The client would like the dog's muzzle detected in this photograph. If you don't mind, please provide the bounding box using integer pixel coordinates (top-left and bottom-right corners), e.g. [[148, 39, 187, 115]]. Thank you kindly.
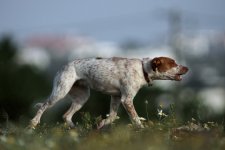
[[175, 66, 189, 81]]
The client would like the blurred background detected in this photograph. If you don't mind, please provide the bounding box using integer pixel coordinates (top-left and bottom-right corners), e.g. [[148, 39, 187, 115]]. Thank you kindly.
[[0, 0, 225, 126]]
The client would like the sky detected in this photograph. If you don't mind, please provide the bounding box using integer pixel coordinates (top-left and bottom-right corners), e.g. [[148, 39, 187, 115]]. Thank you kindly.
[[0, 0, 225, 43]]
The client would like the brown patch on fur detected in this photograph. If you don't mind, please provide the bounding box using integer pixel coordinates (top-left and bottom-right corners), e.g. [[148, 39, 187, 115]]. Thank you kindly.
[[151, 57, 178, 72], [123, 101, 137, 119]]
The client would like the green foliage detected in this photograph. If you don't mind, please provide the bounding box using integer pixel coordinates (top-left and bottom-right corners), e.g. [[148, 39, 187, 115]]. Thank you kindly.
[[80, 112, 95, 132], [0, 36, 51, 120], [0, 36, 16, 63]]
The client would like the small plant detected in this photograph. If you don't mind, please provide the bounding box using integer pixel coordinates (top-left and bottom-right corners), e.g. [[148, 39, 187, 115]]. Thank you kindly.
[[157, 105, 168, 121], [80, 112, 95, 131], [144, 100, 149, 121], [0, 108, 9, 130]]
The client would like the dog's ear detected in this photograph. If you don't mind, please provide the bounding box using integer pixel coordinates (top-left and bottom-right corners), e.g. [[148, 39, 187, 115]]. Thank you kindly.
[[151, 57, 161, 71]]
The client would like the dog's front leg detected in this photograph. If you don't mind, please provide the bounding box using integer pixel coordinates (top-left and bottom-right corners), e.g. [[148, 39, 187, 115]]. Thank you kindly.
[[121, 95, 144, 129]]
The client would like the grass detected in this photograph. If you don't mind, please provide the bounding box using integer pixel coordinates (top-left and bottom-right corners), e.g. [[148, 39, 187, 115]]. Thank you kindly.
[[0, 122, 224, 150], [1, 111, 225, 150], [0, 104, 224, 150]]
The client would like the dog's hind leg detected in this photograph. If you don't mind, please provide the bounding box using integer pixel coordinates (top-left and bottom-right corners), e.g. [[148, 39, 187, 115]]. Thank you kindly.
[[63, 82, 90, 128], [30, 63, 78, 128], [97, 96, 121, 129]]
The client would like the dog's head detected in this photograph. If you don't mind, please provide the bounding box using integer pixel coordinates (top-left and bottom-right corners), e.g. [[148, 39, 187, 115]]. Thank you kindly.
[[149, 57, 188, 81]]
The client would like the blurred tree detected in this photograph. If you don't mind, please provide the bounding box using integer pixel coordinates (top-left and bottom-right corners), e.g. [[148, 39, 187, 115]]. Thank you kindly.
[[0, 35, 51, 121]]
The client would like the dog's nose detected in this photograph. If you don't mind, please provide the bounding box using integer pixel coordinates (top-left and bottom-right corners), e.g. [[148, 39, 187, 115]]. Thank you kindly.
[[183, 66, 189, 73]]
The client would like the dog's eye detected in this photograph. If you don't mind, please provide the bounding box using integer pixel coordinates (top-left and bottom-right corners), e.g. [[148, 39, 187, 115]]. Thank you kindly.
[[170, 60, 175, 64], [154, 59, 161, 66], [151, 58, 161, 71], [156, 61, 161, 66]]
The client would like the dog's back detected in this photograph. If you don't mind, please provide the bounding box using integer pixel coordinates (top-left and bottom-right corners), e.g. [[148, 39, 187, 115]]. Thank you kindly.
[[73, 57, 145, 95]]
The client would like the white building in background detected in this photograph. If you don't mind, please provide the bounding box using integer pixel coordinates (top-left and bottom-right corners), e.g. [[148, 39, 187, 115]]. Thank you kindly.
[[16, 47, 51, 70], [68, 41, 121, 60], [18, 34, 176, 69], [17, 32, 224, 71], [199, 87, 225, 115]]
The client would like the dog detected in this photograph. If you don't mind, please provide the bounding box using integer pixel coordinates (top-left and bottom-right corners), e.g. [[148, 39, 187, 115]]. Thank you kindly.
[[29, 56, 188, 129]]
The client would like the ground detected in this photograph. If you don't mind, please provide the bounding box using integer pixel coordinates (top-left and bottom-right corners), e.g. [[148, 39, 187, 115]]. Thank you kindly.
[[0, 113, 225, 150]]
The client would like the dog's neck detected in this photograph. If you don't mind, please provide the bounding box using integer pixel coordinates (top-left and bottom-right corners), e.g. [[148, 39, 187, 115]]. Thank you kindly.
[[142, 58, 154, 86]]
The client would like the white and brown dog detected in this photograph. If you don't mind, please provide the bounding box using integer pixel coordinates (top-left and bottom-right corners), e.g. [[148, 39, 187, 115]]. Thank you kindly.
[[30, 57, 188, 129]]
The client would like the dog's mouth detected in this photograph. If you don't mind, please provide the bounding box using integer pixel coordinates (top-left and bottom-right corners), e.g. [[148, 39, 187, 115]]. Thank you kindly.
[[166, 73, 184, 81], [174, 73, 183, 81], [174, 66, 189, 81]]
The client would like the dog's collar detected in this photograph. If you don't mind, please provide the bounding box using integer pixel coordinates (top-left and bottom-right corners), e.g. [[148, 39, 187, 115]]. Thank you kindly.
[[142, 61, 151, 85]]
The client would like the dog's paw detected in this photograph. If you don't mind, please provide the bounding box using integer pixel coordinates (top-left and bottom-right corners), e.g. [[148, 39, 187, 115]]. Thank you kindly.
[[28, 119, 39, 129], [139, 117, 146, 121], [27, 123, 36, 130], [64, 121, 76, 129], [97, 119, 105, 130]]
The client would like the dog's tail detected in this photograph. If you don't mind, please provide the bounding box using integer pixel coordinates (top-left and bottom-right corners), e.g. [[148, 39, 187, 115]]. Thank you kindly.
[[34, 103, 44, 109]]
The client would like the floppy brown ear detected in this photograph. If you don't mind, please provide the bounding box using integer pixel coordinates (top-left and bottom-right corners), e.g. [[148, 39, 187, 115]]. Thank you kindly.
[[151, 57, 161, 71]]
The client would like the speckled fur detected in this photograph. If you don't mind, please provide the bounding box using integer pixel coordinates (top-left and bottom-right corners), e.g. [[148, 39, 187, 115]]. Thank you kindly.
[[30, 57, 188, 129]]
